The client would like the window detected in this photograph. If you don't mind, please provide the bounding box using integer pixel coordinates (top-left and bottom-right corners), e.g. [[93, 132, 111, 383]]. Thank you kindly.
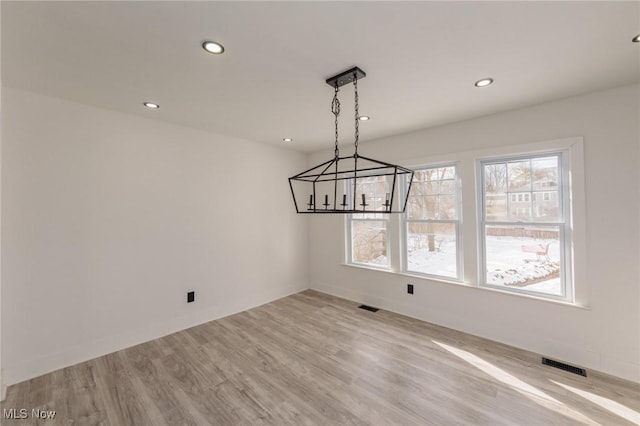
[[343, 138, 583, 305], [403, 165, 460, 279], [347, 176, 390, 268], [510, 193, 531, 203], [480, 153, 570, 299]]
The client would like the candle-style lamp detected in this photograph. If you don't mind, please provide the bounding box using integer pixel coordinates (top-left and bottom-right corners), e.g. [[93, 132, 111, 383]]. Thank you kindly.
[[307, 194, 314, 210], [360, 193, 369, 210], [340, 194, 348, 209], [384, 193, 391, 211]]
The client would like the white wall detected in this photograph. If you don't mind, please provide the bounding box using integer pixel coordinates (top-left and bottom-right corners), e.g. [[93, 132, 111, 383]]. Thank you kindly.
[[308, 84, 640, 383], [1, 87, 308, 386]]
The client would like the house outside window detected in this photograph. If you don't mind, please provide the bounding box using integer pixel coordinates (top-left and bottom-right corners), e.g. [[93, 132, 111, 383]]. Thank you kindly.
[[480, 153, 570, 299]]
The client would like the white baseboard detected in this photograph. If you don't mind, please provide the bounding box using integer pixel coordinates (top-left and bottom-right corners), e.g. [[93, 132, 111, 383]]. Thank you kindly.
[[311, 282, 640, 384], [4, 285, 307, 387]]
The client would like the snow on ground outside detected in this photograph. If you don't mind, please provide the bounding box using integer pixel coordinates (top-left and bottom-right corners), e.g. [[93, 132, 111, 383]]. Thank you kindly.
[[485, 236, 561, 295], [407, 244, 457, 278], [407, 235, 561, 296]]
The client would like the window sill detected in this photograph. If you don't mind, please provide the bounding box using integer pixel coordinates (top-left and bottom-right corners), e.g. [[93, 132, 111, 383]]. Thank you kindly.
[[343, 262, 394, 273], [341, 263, 590, 310]]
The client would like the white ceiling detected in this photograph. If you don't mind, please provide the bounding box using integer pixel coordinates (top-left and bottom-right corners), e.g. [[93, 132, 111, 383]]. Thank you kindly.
[[2, 1, 639, 153]]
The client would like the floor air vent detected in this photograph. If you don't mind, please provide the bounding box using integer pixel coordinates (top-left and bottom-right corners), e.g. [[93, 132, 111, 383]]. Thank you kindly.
[[358, 305, 379, 312], [542, 357, 587, 377]]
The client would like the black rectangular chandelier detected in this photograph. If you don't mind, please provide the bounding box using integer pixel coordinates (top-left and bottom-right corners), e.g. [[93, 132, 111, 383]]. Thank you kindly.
[[289, 67, 414, 214]]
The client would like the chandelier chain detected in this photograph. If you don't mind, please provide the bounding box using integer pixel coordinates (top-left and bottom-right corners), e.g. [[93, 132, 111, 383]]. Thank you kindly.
[[354, 73, 359, 156], [331, 85, 341, 159]]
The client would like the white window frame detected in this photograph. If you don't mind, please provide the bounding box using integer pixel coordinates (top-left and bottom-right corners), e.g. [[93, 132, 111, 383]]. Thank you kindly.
[[401, 163, 463, 281], [478, 151, 573, 302], [342, 137, 586, 306]]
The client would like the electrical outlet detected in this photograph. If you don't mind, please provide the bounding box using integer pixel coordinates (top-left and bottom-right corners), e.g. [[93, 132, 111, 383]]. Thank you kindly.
[[407, 284, 414, 294], [187, 291, 195, 303]]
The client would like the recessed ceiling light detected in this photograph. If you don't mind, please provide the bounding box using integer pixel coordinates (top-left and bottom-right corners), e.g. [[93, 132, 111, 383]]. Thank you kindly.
[[633, 34, 640, 43], [283, 138, 293, 142], [202, 40, 225, 54], [474, 78, 494, 88], [143, 102, 160, 109], [358, 115, 370, 121]]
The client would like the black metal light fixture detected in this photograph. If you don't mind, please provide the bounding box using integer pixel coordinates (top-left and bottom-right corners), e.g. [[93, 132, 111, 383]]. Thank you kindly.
[[289, 67, 414, 214]]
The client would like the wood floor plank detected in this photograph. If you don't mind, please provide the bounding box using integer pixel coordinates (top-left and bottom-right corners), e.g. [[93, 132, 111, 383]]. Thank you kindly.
[[2, 289, 639, 425], [223, 312, 417, 425], [208, 319, 364, 425]]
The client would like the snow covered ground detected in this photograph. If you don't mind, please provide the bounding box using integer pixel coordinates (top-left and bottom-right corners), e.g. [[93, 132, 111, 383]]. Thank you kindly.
[[407, 235, 561, 295], [407, 243, 457, 278], [485, 236, 561, 295]]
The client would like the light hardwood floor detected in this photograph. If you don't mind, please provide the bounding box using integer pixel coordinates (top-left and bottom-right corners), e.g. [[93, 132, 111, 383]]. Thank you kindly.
[[2, 290, 639, 425]]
